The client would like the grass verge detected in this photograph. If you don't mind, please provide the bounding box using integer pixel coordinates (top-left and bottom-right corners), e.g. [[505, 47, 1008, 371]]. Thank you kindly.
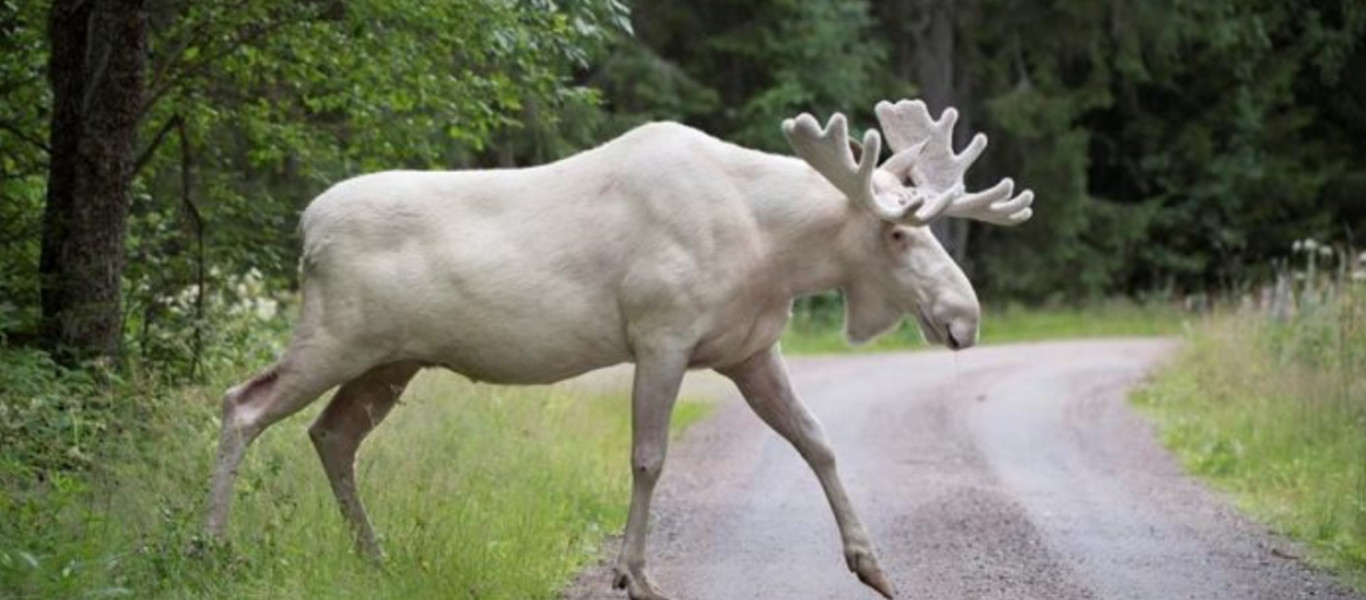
[[1132, 287, 1366, 590], [1, 363, 712, 600], [781, 299, 1185, 354]]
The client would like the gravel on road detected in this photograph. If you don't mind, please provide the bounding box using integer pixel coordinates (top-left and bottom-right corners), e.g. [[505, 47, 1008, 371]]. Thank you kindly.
[[564, 339, 1362, 600]]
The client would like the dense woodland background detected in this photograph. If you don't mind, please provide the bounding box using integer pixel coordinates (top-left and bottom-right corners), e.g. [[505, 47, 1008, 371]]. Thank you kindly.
[[3, 2, 1366, 597], [2, 0, 1364, 366]]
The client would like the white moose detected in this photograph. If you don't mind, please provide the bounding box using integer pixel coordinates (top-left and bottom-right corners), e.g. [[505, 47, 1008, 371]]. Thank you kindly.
[[204, 99, 1033, 599]]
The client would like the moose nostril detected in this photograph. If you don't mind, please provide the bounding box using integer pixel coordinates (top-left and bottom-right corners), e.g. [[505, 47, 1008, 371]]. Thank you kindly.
[[946, 330, 961, 350]]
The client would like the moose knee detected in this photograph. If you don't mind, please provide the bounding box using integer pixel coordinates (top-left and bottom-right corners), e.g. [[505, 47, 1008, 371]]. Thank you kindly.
[[218, 388, 260, 441], [308, 421, 356, 456], [631, 446, 666, 482], [307, 422, 330, 447]]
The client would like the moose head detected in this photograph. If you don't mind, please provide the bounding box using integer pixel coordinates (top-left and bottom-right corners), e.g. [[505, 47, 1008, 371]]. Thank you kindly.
[[783, 100, 1035, 350]]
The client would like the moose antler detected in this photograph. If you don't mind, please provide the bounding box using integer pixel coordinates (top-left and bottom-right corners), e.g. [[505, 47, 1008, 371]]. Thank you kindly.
[[783, 100, 1033, 228], [874, 100, 1033, 226], [782, 112, 958, 224]]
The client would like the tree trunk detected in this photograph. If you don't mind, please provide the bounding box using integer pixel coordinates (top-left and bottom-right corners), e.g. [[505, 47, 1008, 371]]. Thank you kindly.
[[948, 4, 976, 270], [40, 0, 148, 364], [913, 0, 954, 114], [911, 0, 970, 265]]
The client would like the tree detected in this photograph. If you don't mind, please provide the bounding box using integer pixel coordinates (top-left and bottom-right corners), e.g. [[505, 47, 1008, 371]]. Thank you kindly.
[[39, 0, 147, 363], [19, 0, 628, 368], [611, 0, 886, 151], [118, 1, 627, 374]]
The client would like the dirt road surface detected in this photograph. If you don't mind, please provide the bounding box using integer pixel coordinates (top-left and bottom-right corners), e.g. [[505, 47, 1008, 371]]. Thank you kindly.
[[564, 339, 1363, 600]]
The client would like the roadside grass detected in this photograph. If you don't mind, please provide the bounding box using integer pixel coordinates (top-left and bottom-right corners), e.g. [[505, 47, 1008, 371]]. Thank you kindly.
[[781, 299, 1185, 354], [1133, 284, 1366, 590], [1, 361, 712, 600]]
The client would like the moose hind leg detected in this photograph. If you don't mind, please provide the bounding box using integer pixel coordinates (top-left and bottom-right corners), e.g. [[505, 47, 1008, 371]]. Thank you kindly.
[[308, 361, 421, 558], [204, 343, 371, 540]]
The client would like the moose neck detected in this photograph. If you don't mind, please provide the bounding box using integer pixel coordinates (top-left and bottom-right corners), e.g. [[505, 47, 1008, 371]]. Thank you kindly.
[[734, 153, 877, 301]]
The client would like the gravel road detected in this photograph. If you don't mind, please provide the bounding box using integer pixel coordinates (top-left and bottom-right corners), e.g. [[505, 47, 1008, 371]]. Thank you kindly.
[[564, 339, 1363, 600]]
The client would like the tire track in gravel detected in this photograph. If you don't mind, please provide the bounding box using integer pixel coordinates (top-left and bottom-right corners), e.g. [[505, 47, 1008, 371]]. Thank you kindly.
[[564, 339, 1363, 600]]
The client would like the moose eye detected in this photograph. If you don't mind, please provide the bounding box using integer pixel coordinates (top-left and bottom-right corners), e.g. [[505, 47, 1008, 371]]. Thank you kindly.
[[891, 230, 904, 242]]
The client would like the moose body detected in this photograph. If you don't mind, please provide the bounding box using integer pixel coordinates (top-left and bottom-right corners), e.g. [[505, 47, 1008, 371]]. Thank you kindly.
[[298, 122, 810, 383], [205, 100, 1034, 600]]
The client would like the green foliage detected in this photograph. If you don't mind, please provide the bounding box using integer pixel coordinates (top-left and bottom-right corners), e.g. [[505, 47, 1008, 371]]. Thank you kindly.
[[2, 0, 628, 368], [713, 0, 886, 150], [935, 0, 1366, 298], [0, 347, 102, 479], [125, 267, 294, 382], [1134, 282, 1366, 588], [1, 351, 713, 599], [0, 0, 50, 330], [118, 1, 631, 373], [0, 271, 295, 495], [5, 0, 1364, 362], [1104, 0, 1365, 290], [609, 0, 887, 150]]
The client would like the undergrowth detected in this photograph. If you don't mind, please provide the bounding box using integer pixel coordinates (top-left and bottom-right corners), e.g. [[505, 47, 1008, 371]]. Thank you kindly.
[[1134, 281, 1366, 590]]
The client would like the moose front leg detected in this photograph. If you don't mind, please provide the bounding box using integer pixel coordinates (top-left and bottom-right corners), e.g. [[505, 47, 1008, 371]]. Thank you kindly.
[[719, 346, 896, 599], [613, 348, 687, 600]]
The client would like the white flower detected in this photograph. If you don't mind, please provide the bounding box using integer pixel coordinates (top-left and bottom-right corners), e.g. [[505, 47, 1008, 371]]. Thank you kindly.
[[1358, 251, 1366, 265], [1319, 246, 1333, 258], [1292, 240, 1303, 252], [176, 285, 200, 307], [1303, 238, 1319, 251], [254, 298, 279, 320]]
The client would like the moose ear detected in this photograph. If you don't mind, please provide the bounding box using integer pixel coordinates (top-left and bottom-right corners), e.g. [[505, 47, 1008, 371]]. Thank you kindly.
[[847, 138, 863, 164]]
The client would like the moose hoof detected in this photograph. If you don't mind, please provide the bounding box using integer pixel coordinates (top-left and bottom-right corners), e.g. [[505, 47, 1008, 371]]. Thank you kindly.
[[184, 533, 230, 560], [612, 564, 674, 600], [355, 539, 387, 566], [847, 548, 896, 599]]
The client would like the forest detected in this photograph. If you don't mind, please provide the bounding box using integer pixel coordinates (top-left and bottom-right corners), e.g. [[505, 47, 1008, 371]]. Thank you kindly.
[[2, 1, 1365, 598], [2, 0, 1364, 367]]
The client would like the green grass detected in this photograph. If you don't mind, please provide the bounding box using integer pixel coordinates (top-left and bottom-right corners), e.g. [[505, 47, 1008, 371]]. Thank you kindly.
[[780, 300, 1185, 354], [1, 368, 713, 600], [1133, 286, 1366, 590]]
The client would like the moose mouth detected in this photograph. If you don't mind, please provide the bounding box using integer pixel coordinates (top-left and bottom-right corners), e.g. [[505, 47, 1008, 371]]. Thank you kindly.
[[913, 307, 949, 347], [913, 306, 969, 351], [945, 330, 965, 350]]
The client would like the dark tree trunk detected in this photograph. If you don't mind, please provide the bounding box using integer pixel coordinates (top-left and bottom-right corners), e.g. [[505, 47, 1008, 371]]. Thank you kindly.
[[910, 0, 970, 265], [948, 5, 976, 270], [913, 0, 954, 115], [40, 0, 148, 364]]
